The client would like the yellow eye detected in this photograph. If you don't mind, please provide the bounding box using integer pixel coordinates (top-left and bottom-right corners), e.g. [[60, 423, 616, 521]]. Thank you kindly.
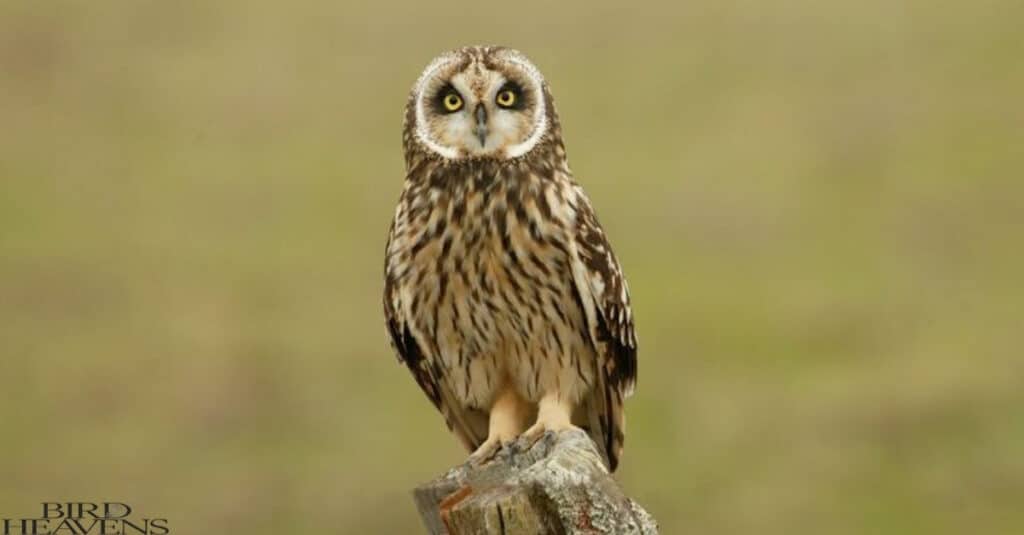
[[442, 93, 463, 112], [496, 89, 516, 108]]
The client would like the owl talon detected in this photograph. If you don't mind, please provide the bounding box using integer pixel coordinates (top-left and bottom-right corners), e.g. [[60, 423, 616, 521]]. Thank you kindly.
[[521, 423, 579, 449], [519, 393, 578, 448], [520, 424, 548, 448], [467, 437, 504, 466]]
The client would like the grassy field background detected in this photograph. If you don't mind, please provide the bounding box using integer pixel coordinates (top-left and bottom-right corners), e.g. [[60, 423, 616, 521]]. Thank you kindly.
[[2, 0, 1022, 533]]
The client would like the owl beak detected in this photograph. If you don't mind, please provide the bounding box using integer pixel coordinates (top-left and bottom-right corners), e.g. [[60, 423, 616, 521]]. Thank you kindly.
[[474, 105, 488, 147]]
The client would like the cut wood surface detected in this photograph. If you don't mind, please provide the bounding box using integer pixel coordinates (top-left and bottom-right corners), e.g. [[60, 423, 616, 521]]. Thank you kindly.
[[413, 429, 658, 534]]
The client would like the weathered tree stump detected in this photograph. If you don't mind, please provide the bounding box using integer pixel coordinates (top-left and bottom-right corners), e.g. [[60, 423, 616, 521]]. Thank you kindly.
[[413, 429, 658, 534]]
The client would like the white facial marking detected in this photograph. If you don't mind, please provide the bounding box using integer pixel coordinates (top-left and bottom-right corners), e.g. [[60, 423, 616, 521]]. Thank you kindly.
[[413, 48, 550, 160], [413, 53, 460, 159], [503, 52, 548, 159]]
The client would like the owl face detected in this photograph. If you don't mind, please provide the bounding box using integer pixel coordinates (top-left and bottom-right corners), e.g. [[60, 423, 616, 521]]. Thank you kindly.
[[410, 47, 549, 161]]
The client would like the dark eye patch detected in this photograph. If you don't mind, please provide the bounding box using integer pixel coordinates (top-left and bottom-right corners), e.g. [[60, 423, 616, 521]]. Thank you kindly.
[[432, 83, 463, 114], [496, 80, 528, 110]]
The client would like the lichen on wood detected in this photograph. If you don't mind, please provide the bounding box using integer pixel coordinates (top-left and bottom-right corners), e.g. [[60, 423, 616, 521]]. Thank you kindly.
[[413, 429, 658, 535]]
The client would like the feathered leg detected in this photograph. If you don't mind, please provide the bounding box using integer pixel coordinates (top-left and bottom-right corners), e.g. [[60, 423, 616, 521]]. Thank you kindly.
[[521, 391, 580, 445], [468, 381, 530, 463]]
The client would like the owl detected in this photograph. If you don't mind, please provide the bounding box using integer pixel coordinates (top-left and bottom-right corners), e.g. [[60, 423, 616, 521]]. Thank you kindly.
[[383, 46, 637, 471]]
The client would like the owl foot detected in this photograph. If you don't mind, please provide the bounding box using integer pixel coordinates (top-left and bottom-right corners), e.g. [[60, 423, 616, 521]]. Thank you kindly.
[[520, 420, 580, 448], [467, 436, 507, 466], [520, 393, 578, 447], [467, 382, 531, 466]]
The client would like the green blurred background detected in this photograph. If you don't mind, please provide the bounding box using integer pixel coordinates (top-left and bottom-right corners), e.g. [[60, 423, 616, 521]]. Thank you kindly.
[[2, 0, 1022, 533]]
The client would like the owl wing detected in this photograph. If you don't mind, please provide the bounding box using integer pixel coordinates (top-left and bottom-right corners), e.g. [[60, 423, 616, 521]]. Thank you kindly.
[[383, 220, 488, 453], [569, 186, 637, 472]]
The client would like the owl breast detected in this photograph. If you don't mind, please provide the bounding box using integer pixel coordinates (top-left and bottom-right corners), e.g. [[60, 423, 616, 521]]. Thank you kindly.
[[387, 164, 597, 410]]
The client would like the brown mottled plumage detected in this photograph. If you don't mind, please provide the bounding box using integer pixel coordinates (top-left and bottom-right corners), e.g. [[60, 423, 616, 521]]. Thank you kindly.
[[383, 46, 636, 471]]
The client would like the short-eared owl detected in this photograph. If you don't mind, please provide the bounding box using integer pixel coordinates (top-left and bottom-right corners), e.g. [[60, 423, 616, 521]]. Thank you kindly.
[[383, 46, 637, 471]]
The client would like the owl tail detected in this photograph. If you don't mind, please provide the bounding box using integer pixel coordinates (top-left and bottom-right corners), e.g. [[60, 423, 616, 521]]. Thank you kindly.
[[604, 385, 627, 472], [580, 373, 625, 472]]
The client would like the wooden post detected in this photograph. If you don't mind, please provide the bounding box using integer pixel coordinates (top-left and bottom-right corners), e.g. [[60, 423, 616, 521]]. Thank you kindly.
[[413, 429, 658, 534]]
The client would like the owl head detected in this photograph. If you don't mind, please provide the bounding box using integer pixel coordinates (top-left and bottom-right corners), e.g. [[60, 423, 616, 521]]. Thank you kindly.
[[405, 46, 555, 162]]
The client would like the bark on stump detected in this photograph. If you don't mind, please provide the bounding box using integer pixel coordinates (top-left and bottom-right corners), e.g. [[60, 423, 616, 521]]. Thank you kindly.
[[413, 429, 658, 534]]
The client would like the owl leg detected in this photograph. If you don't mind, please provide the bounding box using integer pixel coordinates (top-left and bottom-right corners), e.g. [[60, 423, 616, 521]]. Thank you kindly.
[[468, 382, 530, 464], [521, 392, 579, 445]]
